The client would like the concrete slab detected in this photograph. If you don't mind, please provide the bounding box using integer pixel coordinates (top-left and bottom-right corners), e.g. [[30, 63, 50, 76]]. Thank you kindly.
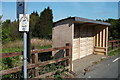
[[73, 54, 107, 76]]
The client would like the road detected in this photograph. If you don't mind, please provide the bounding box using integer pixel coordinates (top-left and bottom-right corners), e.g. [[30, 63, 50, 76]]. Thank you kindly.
[[78, 54, 120, 78]]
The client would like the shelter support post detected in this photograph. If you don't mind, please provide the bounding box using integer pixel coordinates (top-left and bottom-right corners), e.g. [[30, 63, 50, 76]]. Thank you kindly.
[[32, 53, 39, 77], [94, 26, 108, 55], [66, 43, 73, 71]]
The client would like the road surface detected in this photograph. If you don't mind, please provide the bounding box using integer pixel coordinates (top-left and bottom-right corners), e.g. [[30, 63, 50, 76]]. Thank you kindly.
[[77, 54, 120, 78]]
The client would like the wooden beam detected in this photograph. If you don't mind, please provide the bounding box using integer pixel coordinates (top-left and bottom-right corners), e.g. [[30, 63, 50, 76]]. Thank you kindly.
[[1, 52, 22, 59], [94, 50, 106, 53], [108, 40, 120, 43], [93, 27, 96, 46], [94, 46, 106, 49], [66, 43, 73, 71], [96, 27, 99, 47], [32, 53, 39, 77], [106, 27, 108, 55], [108, 48, 120, 53], [103, 28, 105, 47], [30, 46, 72, 54], [1, 46, 72, 59], [0, 66, 22, 76], [100, 30, 102, 47], [0, 56, 70, 75]]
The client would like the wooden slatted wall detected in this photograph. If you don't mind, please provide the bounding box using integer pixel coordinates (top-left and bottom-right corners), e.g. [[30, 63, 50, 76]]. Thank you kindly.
[[94, 25, 108, 55]]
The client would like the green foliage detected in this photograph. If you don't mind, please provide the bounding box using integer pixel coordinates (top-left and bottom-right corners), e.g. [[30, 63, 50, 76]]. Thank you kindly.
[[34, 7, 53, 39], [108, 48, 120, 56], [54, 70, 63, 79], [0, 16, 2, 19], [97, 18, 120, 40], [2, 28, 9, 43], [2, 20, 22, 44], [30, 11, 39, 37], [2, 7, 53, 44], [29, 7, 53, 39], [108, 19, 120, 40], [54, 65, 68, 79], [2, 48, 23, 53], [9, 21, 22, 41], [2, 45, 51, 53], [2, 20, 12, 44], [0, 56, 22, 70], [39, 45, 52, 49]]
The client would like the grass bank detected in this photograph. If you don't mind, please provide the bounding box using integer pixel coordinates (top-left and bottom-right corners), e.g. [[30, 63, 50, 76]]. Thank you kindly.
[[2, 38, 52, 53], [108, 48, 120, 56]]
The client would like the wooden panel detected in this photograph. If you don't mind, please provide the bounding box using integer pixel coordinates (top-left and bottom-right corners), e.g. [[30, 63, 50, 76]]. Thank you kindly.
[[93, 27, 95, 46], [80, 38, 87, 58], [80, 26, 87, 58], [100, 30, 102, 47], [73, 39, 80, 60], [94, 46, 106, 49], [106, 27, 108, 55], [80, 26, 94, 58], [87, 26, 94, 56], [96, 27, 99, 47], [93, 26, 108, 56], [94, 52, 106, 55], [94, 50, 106, 53], [103, 28, 105, 47], [95, 33, 97, 46], [94, 48, 106, 52], [94, 46, 106, 55]]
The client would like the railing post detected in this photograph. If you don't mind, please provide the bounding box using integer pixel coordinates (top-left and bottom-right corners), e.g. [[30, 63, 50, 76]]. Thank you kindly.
[[32, 52, 39, 77], [66, 43, 73, 71], [119, 41, 120, 47], [111, 42, 114, 49], [117, 41, 118, 48]]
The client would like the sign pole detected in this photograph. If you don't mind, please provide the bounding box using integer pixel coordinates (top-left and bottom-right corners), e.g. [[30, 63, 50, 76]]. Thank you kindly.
[[23, 0, 27, 79], [23, 32, 27, 79], [23, 0, 27, 80], [17, 0, 29, 79]]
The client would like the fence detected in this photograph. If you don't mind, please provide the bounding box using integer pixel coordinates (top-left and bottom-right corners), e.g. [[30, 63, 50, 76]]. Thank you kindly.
[[108, 40, 120, 53], [0, 43, 72, 78], [1, 40, 120, 78]]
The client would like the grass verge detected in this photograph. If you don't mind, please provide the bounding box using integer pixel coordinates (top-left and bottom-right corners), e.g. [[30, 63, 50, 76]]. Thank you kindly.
[[2, 38, 52, 53], [2, 45, 52, 53], [2, 48, 23, 53], [108, 48, 120, 56]]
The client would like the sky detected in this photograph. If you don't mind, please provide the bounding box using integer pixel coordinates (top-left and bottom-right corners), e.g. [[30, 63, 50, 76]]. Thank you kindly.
[[1, 2, 119, 22], [1, 0, 120, 2]]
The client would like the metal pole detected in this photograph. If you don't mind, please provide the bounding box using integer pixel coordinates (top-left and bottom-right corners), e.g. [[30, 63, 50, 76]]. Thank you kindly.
[[24, 0, 27, 79], [27, 31, 30, 63], [17, 0, 28, 79], [23, 32, 27, 79]]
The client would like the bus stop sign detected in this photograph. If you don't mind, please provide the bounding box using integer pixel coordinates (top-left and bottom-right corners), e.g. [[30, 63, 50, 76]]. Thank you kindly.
[[19, 14, 29, 32]]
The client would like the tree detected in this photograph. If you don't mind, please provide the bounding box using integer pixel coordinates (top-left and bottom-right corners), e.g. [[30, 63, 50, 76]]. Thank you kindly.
[[38, 6, 53, 39], [105, 19, 120, 40], [2, 19, 22, 44], [0, 16, 2, 44], [2, 19, 11, 44], [2, 7, 53, 44], [29, 11, 39, 37], [9, 20, 22, 41]]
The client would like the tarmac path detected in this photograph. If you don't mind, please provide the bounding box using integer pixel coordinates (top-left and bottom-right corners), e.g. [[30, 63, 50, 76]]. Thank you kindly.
[[77, 54, 120, 78]]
